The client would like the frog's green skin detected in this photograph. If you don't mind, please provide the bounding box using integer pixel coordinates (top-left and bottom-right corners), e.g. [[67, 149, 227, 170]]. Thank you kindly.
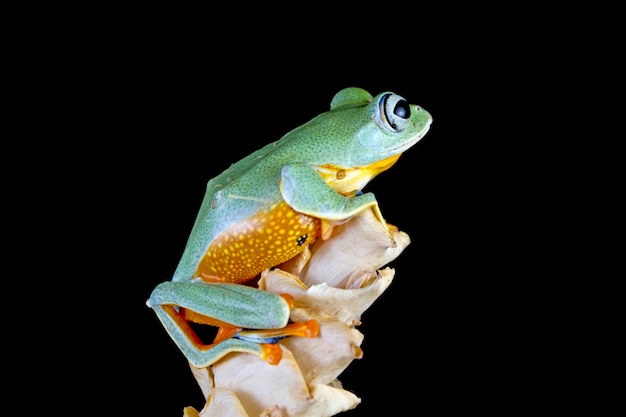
[[147, 87, 432, 368]]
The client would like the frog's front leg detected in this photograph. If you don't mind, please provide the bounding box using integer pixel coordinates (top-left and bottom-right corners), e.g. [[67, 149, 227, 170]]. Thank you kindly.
[[280, 163, 386, 228], [147, 281, 318, 368]]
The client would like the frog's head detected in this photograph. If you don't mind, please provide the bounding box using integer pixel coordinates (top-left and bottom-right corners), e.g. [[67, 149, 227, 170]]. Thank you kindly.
[[312, 87, 433, 193], [331, 87, 432, 162]]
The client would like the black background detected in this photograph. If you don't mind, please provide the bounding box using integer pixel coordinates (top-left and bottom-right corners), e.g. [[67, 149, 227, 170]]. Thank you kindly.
[[50, 15, 568, 416], [14, 4, 612, 414]]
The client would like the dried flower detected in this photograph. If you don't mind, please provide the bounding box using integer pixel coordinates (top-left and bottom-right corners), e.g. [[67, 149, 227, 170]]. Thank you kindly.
[[183, 208, 410, 416]]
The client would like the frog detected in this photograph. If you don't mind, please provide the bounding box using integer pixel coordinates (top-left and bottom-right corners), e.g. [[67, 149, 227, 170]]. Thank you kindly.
[[147, 87, 432, 368]]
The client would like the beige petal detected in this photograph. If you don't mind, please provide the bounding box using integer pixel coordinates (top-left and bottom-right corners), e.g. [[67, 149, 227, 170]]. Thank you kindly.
[[199, 387, 250, 417], [305, 384, 361, 417], [210, 347, 311, 416], [260, 267, 394, 326], [183, 407, 200, 417], [299, 208, 410, 288], [282, 308, 364, 386], [207, 345, 362, 417], [189, 363, 213, 399]]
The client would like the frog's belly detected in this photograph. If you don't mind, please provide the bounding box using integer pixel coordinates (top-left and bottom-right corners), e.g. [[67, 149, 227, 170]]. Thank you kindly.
[[195, 201, 319, 283]]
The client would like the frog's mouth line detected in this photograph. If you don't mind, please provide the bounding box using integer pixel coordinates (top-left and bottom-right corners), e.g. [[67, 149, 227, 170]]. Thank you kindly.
[[391, 113, 433, 153], [389, 131, 429, 154]]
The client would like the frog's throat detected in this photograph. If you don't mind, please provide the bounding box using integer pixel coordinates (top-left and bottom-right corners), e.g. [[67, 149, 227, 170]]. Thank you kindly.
[[314, 153, 401, 194]]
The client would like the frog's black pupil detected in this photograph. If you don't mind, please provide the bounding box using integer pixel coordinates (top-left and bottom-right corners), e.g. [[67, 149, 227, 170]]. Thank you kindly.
[[394, 100, 410, 119]]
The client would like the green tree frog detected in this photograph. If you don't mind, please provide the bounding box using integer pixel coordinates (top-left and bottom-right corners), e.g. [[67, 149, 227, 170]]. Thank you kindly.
[[147, 87, 432, 368]]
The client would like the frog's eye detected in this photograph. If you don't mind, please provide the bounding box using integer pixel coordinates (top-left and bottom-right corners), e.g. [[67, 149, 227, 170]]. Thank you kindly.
[[380, 93, 411, 132]]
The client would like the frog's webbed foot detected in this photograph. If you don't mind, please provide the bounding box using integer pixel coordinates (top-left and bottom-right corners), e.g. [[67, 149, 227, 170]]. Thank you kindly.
[[233, 319, 320, 344], [229, 319, 319, 365]]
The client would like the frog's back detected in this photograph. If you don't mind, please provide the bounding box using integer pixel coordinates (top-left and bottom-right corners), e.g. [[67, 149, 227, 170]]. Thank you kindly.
[[172, 142, 286, 282]]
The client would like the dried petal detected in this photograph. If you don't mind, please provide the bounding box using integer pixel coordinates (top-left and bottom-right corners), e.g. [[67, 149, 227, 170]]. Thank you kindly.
[[306, 384, 361, 417], [201, 387, 250, 417], [209, 347, 327, 416], [183, 406, 200, 417], [260, 267, 394, 326], [282, 306, 364, 385], [299, 208, 410, 288]]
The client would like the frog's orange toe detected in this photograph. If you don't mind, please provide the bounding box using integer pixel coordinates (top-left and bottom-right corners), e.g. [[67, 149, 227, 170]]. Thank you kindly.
[[279, 293, 295, 309], [303, 319, 320, 338], [281, 319, 319, 338], [260, 343, 283, 365]]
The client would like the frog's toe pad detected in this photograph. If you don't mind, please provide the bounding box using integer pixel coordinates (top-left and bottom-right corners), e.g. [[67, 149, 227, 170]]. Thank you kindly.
[[260, 343, 283, 365], [302, 319, 320, 338]]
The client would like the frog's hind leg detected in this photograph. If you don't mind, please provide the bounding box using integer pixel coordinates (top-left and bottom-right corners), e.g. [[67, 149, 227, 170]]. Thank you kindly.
[[147, 281, 318, 367], [154, 304, 284, 367]]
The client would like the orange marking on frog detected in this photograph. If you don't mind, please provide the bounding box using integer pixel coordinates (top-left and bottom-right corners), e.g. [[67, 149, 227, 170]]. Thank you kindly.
[[195, 201, 319, 284]]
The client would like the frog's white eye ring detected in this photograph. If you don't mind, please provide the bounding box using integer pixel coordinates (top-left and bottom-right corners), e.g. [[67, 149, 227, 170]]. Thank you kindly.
[[379, 93, 410, 132]]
